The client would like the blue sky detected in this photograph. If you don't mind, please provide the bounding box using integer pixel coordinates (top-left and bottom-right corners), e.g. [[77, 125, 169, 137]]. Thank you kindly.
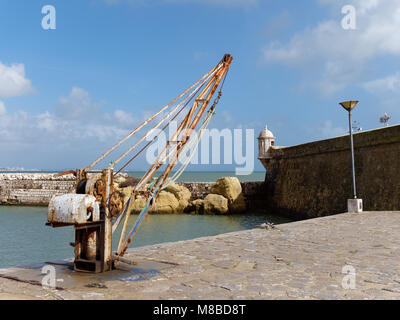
[[0, 0, 399, 171]]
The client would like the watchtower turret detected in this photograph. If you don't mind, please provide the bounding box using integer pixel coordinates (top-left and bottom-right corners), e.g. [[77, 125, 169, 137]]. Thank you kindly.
[[258, 125, 275, 159]]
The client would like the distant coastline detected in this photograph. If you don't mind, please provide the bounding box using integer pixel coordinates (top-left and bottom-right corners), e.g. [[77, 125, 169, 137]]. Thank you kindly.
[[0, 168, 40, 172]]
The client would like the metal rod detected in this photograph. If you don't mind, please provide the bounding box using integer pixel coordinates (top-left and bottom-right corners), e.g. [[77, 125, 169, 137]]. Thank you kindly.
[[86, 65, 220, 171], [103, 168, 113, 271], [348, 111, 357, 199], [112, 198, 130, 234], [112, 254, 137, 266], [133, 75, 217, 193], [153, 68, 229, 199], [111, 68, 217, 170]]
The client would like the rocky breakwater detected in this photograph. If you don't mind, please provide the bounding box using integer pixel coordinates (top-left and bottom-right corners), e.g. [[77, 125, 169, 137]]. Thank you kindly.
[[115, 176, 248, 215]]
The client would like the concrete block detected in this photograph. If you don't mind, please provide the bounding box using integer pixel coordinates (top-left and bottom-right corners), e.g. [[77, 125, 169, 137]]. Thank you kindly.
[[348, 199, 363, 213]]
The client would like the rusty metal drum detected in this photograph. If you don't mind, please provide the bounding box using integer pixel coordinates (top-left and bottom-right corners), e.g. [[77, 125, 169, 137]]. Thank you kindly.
[[47, 194, 100, 225]]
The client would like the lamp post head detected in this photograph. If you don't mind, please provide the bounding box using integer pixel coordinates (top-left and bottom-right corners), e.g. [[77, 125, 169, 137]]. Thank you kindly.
[[339, 101, 359, 112]]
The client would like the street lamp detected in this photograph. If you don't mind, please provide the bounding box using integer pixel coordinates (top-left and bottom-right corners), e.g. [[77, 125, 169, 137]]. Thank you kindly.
[[339, 100, 363, 213]]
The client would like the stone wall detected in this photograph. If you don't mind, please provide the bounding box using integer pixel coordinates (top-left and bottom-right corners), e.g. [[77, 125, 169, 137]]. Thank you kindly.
[[259, 125, 400, 219], [180, 182, 214, 200], [0, 173, 76, 206], [0, 174, 265, 210]]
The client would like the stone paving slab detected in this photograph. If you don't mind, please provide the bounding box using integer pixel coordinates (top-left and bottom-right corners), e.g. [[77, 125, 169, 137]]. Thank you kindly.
[[0, 211, 400, 300]]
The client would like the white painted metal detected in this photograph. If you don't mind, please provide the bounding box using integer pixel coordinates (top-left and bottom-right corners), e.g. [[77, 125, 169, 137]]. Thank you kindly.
[[48, 194, 100, 224], [348, 198, 363, 213]]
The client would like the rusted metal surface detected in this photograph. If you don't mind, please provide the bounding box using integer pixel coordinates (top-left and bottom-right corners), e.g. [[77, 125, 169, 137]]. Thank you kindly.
[[112, 254, 137, 266], [108, 191, 124, 217], [103, 169, 113, 271], [112, 198, 130, 233], [85, 173, 102, 196], [55, 169, 76, 177], [86, 230, 97, 260], [47, 194, 100, 225]]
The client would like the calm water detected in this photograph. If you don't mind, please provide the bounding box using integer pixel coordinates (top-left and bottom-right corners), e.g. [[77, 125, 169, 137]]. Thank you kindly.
[[0, 206, 291, 269]]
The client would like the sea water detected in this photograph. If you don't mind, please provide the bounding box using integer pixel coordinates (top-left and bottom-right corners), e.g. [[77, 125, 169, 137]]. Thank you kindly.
[[0, 206, 290, 269]]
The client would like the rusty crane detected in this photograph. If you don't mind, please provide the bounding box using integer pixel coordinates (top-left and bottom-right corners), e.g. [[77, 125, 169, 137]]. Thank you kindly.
[[46, 54, 233, 273]]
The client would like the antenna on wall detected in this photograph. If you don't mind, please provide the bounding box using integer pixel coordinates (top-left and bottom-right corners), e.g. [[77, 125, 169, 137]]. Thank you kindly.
[[352, 120, 362, 132], [380, 113, 391, 127]]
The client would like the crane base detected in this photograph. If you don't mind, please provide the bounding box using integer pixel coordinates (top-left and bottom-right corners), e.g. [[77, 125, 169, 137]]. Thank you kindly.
[[74, 259, 104, 273]]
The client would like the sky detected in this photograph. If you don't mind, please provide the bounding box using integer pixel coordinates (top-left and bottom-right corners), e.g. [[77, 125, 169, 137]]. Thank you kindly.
[[0, 0, 399, 171]]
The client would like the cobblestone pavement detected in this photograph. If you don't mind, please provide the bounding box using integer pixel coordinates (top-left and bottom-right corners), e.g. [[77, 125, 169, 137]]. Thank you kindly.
[[1, 211, 400, 300]]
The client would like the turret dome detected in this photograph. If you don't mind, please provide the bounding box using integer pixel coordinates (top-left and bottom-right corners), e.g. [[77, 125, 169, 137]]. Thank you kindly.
[[258, 125, 274, 139]]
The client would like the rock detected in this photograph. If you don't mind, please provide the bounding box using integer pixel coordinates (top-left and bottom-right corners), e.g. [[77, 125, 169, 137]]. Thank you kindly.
[[130, 195, 147, 213], [255, 222, 275, 230], [151, 190, 180, 214], [119, 186, 135, 205], [203, 194, 229, 215], [164, 183, 191, 212], [114, 173, 128, 185], [113, 178, 243, 215], [230, 193, 247, 214], [112, 173, 130, 191], [117, 185, 186, 214], [129, 191, 181, 214], [187, 199, 205, 215], [210, 177, 246, 213], [119, 176, 141, 188], [210, 177, 241, 202]]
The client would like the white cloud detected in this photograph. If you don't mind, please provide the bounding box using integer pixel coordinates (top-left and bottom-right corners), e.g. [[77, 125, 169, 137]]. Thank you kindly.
[[0, 104, 137, 169], [112, 109, 138, 126], [319, 120, 346, 138], [56, 86, 103, 120], [0, 87, 138, 147], [363, 72, 400, 118], [364, 72, 400, 93], [262, 0, 400, 95], [0, 61, 33, 98], [0, 86, 261, 169], [0, 101, 6, 117], [306, 120, 346, 140]]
